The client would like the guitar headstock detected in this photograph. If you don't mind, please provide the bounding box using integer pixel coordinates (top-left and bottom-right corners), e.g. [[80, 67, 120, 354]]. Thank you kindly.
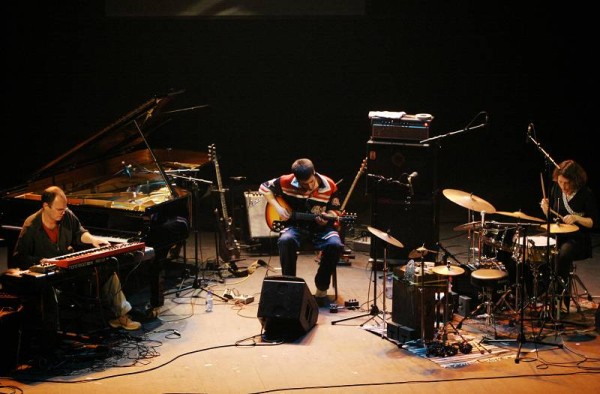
[[208, 144, 218, 163], [340, 213, 357, 224], [359, 157, 367, 173]]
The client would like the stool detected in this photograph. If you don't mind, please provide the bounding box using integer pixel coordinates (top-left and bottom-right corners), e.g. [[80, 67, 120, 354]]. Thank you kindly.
[[463, 268, 509, 338], [561, 258, 594, 314]]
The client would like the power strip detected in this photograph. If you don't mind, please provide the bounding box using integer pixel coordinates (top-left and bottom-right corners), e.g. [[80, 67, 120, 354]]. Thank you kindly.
[[233, 295, 254, 304]]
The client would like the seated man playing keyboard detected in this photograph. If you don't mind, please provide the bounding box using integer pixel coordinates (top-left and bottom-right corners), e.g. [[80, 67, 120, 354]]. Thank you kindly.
[[12, 186, 141, 331]]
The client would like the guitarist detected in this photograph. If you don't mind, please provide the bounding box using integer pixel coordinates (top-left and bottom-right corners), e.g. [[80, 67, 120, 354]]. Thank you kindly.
[[260, 158, 344, 306]]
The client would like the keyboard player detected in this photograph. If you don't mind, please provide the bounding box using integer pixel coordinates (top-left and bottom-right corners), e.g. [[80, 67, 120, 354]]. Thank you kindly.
[[11, 186, 142, 331]]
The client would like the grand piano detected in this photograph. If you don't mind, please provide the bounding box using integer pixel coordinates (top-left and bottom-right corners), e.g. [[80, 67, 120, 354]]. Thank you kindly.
[[0, 93, 210, 308]]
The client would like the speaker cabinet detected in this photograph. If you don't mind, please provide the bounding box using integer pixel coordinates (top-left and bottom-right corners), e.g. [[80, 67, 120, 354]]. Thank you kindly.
[[257, 276, 319, 341], [244, 191, 277, 239], [391, 267, 444, 341], [366, 139, 437, 200], [370, 199, 439, 262]]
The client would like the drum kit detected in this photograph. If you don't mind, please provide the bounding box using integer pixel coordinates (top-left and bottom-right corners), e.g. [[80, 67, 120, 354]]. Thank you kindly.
[[443, 188, 579, 337], [347, 188, 579, 350]]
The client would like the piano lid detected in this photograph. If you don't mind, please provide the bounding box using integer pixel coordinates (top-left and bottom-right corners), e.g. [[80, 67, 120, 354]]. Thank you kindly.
[[3, 92, 210, 209]]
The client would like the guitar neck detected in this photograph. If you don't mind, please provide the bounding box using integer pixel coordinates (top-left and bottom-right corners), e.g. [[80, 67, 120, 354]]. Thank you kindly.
[[214, 161, 229, 220], [340, 157, 367, 211]]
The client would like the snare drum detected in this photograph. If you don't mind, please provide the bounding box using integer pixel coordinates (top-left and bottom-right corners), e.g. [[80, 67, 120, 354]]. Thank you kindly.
[[512, 235, 557, 265]]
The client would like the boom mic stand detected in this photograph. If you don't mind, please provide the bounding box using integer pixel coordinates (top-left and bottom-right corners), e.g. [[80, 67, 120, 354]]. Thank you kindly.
[[515, 125, 562, 363], [332, 179, 404, 330]]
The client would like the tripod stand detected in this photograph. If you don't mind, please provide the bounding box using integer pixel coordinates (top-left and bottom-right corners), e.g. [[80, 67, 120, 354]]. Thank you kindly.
[[331, 226, 403, 333], [514, 223, 562, 362], [165, 178, 228, 302]]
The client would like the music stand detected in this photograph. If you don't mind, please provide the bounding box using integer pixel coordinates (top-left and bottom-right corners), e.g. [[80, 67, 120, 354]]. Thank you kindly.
[[331, 226, 403, 332]]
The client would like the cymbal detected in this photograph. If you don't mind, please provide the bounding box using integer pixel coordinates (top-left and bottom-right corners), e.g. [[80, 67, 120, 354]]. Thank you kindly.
[[495, 210, 545, 223], [432, 265, 465, 276], [453, 221, 484, 231], [539, 223, 579, 234], [367, 226, 404, 248], [442, 189, 496, 213], [408, 246, 438, 259]]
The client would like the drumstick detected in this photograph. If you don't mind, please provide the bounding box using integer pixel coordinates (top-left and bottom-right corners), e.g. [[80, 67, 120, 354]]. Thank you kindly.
[[540, 173, 546, 200]]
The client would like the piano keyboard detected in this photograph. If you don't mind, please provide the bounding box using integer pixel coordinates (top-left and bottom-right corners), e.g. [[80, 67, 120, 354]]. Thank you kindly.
[[47, 242, 147, 270]]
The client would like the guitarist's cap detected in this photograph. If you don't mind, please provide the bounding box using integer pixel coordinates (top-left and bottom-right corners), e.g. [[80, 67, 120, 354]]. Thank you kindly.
[[292, 158, 315, 181]]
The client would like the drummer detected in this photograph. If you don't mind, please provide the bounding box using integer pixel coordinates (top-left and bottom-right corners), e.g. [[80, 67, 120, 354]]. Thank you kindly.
[[540, 159, 598, 306]]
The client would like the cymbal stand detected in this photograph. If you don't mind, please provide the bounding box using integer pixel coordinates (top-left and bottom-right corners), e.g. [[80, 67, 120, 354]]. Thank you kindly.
[[332, 236, 387, 328], [466, 210, 487, 270], [434, 263, 488, 354], [514, 224, 561, 363], [533, 223, 565, 340]]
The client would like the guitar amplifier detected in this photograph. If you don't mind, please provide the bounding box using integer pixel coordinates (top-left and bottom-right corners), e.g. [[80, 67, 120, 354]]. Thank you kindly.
[[244, 191, 277, 239], [370, 112, 433, 142]]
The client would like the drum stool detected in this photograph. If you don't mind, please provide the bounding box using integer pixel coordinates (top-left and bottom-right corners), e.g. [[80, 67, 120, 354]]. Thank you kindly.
[[464, 268, 509, 338]]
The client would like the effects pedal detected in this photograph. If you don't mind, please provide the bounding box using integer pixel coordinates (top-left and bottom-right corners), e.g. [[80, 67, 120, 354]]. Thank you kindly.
[[345, 299, 359, 309], [233, 295, 254, 304]]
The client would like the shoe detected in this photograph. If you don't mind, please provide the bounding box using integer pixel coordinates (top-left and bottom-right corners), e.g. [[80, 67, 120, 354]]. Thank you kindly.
[[314, 295, 330, 308], [314, 289, 327, 298], [109, 314, 142, 331]]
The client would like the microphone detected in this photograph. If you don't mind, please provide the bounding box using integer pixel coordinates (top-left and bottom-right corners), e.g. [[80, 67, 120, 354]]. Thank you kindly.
[[484, 112, 489, 125], [526, 123, 533, 142]]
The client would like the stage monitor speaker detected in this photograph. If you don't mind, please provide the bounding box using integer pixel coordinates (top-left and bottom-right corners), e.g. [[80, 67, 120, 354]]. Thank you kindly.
[[366, 139, 437, 200], [370, 199, 439, 262], [257, 275, 319, 341], [244, 191, 277, 239]]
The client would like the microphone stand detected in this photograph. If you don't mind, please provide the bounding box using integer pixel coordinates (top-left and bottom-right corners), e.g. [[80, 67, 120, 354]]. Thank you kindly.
[[420, 111, 488, 144], [514, 124, 562, 363]]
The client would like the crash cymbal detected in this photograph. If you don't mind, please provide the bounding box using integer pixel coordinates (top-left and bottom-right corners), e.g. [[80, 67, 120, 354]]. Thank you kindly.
[[539, 223, 579, 234], [432, 265, 465, 276], [495, 210, 545, 223], [367, 226, 404, 249], [442, 189, 496, 213], [453, 221, 484, 231]]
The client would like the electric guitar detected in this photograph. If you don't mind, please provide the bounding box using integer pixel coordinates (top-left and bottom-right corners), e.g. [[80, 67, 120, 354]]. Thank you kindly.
[[265, 196, 357, 232], [208, 144, 241, 262]]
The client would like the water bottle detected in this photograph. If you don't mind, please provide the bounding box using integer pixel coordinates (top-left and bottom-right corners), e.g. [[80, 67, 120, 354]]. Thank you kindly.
[[405, 259, 415, 283], [206, 291, 213, 312], [385, 273, 393, 299]]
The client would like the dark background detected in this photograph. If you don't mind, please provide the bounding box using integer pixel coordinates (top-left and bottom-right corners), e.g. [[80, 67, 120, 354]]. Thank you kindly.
[[1, 1, 596, 228]]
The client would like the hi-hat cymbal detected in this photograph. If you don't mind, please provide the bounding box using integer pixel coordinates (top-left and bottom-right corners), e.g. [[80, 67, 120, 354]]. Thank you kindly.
[[442, 189, 496, 213], [432, 265, 465, 276], [367, 226, 404, 248], [495, 210, 545, 223], [539, 223, 579, 234]]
